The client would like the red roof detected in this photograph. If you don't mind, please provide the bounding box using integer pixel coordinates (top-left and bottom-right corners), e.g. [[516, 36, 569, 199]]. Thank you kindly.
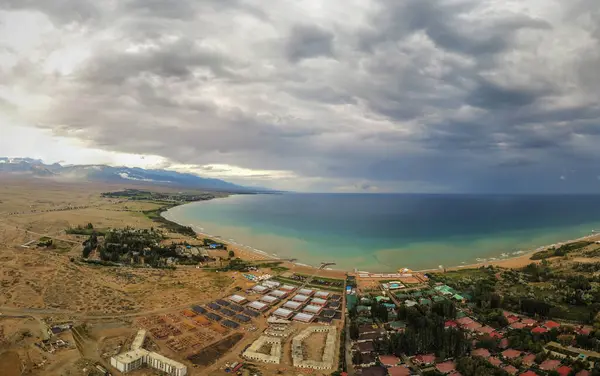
[[499, 338, 509, 349], [436, 361, 456, 374], [489, 331, 503, 339], [477, 326, 495, 334], [502, 365, 518, 375], [577, 327, 592, 336], [388, 366, 411, 376], [472, 348, 491, 358], [379, 355, 400, 366], [506, 315, 519, 324], [544, 320, 561, 329], [488, 357, 502, 366], [501, 349, 521, 359], [510, 322, 526, 330], [414, 353, 436, 365], [521, 353, 536, 366], [531, 326, 548, 334], [521, 318, 537, 326], [557, 366, 572, 376], [456, 317, 474, 325], [502, 311, 512, 318], [520, 371, 538, 376], [464, 322, 483, 331], [539, 359, 561, 371], [576, 371, 590, 376], [445, 320, 458, 328]]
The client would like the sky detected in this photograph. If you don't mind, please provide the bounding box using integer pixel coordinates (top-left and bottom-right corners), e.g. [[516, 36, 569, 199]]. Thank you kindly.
[[1, 0, 600, 193]]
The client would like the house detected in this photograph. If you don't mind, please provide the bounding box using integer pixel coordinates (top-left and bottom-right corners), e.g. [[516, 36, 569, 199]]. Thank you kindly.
[[357, 305, 371, 316], [359, 353, 377, 367], [445, 320, 458, 329], [378, 355, 400, 367], [412, 353, 435, 366], [539, 359, 561, 371], [471, 348, 491, 358], [531, 327, 548, 334], [510, 322, 526, 330], [521, 318, 537, 326], [488, 357, 502, 367], [436, 361, 456, 374], [506, 315, 520, 324], [502, 365, 518, 375], [576, 371, 590, 376], [499, 338, 509, 349], [463, 322, 483, 331], [501, 349, 521, 360], [477, 326, 495, 335], [388, 366, 411, 376], [358, 324, 378, 335], [358, 332, 383, 343], [456, 317, 474, 326], [557, 366, 572, 376], [388, 321, 407, 332], [521, 353, 536, 366], [544, 320, 561, 330], [520, 371, 538, 376], [404, 300, 418, 307], [358, 341, 375, 354]]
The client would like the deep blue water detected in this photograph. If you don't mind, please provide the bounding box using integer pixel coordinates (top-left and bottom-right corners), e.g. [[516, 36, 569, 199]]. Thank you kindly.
[[164, 194, 600, 271]]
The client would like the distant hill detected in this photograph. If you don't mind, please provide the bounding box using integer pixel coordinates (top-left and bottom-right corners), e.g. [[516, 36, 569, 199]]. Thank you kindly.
[[0, 157, 262, 192]]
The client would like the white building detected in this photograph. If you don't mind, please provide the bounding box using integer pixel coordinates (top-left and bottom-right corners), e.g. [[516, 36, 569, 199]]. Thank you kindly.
[[110, 330, 187, 376], [243, 336, 282, 364]]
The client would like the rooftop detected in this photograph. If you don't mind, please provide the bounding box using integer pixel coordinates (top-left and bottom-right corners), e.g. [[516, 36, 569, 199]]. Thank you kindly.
[[436, 361, 456, 374]]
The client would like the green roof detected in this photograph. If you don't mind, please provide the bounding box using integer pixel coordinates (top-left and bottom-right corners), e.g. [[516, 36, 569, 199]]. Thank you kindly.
[[423, 289, 436, 296], [346, 295, 358, 309], [389, 321, 407, 329], [456, 311, 467, 318], [432, 296, 446, 302], [412, 291, 423, 298], [375, 296, 390, 302], [357, 305, 371, 313], [452, 294, 464, 301], [396, 293, 409, 300], [419, 298, 432, 306]]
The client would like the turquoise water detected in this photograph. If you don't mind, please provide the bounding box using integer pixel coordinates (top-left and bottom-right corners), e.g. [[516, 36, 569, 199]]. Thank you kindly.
[[163, 194, 600, 271]]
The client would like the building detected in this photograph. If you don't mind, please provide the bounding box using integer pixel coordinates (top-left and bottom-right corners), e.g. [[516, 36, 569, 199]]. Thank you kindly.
[[228, 295, 247, 304], [315, 291, 330, 299], [252, 285, 269, 294], [283, 301, 303, 310], [311, 298, 328, 306], [110, 330, 187, 376], [263, 280, 281, 289], [246, 301, 269, 311], [292, 294, 311, 303], [260, 295, 279, 305], [280, 284, 296, 292], [269, 290, 288, 298], [272, 308, 294, 319], [292, 326, 337, 369], [293, 313, 315, 323], [303, 305, 323, 315], [243, 336, 282, 364], [297, 288, 315, 296]]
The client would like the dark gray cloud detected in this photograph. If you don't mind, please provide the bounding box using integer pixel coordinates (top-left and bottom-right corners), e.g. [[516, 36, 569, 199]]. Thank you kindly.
[[1, 0, 600, 192], [286, 24, 335, 62]]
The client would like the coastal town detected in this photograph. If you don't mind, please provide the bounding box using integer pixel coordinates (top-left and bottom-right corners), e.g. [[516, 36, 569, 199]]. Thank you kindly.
[[3, 181, 600, 376]]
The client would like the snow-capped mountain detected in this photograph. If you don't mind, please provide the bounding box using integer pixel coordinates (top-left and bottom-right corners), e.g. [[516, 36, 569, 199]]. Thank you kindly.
[[0, 157, 258, 192]]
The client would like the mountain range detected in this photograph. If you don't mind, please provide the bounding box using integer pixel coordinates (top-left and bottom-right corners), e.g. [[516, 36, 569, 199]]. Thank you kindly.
[[0, 157, 260, 192]]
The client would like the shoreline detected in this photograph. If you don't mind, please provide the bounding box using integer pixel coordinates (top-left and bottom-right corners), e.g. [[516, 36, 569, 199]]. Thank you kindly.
[[161, 197, 600, 274]]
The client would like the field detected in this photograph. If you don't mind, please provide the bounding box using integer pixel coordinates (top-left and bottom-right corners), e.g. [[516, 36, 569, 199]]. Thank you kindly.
[[0, 177, 349, 376]]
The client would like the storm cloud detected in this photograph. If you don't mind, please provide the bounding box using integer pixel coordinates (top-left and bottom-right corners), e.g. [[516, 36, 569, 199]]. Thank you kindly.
[[1, 0, 600, 192]]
